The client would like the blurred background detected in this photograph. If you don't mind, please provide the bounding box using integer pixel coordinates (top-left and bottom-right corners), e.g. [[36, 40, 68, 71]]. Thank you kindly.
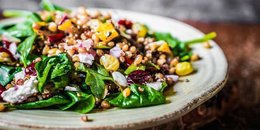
[[0, 0, 260, 23], [0, 0, 260, 129]]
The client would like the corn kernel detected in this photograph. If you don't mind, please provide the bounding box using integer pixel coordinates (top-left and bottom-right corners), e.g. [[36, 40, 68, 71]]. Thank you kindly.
[[100, 54, 120, 71], [175, 62, 193, 76], [123, 88, 131, 97]]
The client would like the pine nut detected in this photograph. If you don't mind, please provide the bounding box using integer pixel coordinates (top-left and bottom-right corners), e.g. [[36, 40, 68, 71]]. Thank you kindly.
[[133, 55, 143, 65]]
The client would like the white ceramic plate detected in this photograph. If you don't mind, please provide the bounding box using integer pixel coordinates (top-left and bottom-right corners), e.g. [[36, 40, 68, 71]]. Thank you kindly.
[[0, 9, 228, 130]]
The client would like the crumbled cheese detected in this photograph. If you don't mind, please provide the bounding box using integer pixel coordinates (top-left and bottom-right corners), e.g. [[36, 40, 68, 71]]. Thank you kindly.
[[112, 71, 127, 87], [165, 75, 179, 82], [64, 86, 78, 92], [78, 53, 94, 65], [110, 46, 123, 58], [146, 82, 163, 91], [9, 42, 20, 59], [79, 39, 93, 51], [14, 68, 25, 82], [1, 76, 38, 104]]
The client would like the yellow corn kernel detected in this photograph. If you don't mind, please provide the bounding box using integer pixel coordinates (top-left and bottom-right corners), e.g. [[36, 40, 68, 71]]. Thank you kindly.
[[96, 22, 119, 42], [175, 62, 193, 76], [157, 42, 172, 54], [100, 54, 120, 71], [58, 20, 74, 32], [123, 88, 131, 97]]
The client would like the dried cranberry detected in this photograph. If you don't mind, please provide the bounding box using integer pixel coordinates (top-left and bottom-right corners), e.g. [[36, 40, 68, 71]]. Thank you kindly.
[[89, 49, 97, 57], [0, 85, 6, 100], [25, 62, 37, 76], [118, 19, 133, 29], [59, 15, 68, 25], [48, 33, 65, 43], [125, 57, 133, 66], [127, 70, 153, 84], [0, 47, 16, 61]]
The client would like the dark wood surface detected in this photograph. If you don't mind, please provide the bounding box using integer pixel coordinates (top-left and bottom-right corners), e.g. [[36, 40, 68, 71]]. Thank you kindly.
[[1, 13, 260, 129]]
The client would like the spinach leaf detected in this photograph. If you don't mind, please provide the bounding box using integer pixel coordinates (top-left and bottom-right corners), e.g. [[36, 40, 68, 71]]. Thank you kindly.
[[154, 32, 216, 61], [109, 84, 166, 108], [60, 92, 95, 113], [6, 95, 70, 109], [3, 10, 41, 22], [96, 63, 109, 77], [40, 0, 69, 12], [6, 21, 34, 38], [0, 65, 21, 86], [159, 81, 168, 93], [52, 75, 69, 89], [124, 64, 146, 75], [35, 53, 72, 92], [76, 63, 113, 99], [17, 33, 37, 66]]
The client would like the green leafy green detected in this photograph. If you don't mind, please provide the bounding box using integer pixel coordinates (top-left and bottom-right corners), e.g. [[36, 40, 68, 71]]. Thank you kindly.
[[6, 95, 70, 109], [76, 63, 113, 99], [154, 32, 216, 61], [124, 64, 146, 75], [159, 81, 168, 93], [184, 32, 217, 45], [6, 21, 34, 38], [17, 33, 37, 66], [3, 10, 41, 22], [35, 53, 72, 92], [0, 65, 21, 86], [96, 63, 109, 77], [60, 92, 95, 113], [109, 84, 166, 108]]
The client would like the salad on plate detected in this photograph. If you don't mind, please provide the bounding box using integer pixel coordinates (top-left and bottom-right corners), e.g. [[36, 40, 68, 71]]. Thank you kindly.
[[0, 0, 216, 113]]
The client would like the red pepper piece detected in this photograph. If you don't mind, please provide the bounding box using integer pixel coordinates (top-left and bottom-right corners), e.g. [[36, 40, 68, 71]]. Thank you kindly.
[[118, 19, 133, 29], [48, 33, 65, 43]]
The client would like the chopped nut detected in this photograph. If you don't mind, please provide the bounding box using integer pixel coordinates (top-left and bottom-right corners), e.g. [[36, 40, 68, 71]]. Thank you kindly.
[[0, 104, 6, 112], [81, 115, 89, 122], [119, 56, 125, 63], [203, 42, 211, 49], [133, 55, 143, 65], [107, 42, 115, 47], [6, 84, 12, 89], [72, 55, 80, 62], [138, 86, 144, 92], [48, 22, 57, 32], [129, 46, 137, 53], [191, 54, 200, 61], [170, 58, 179, 67], [101, 100, 111, 109]]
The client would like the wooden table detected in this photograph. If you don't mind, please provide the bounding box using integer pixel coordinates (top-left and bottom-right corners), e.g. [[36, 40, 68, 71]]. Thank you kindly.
[[1, 12, 259, 129]]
